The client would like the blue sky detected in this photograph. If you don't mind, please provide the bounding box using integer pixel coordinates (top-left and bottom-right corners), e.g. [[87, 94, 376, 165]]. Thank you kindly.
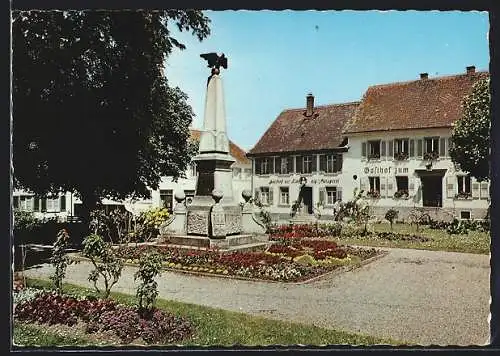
[[165, 10, 489, 151]]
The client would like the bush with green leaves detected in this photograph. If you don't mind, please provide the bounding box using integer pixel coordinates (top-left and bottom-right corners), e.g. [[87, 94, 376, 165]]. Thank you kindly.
[[14, 210, 40, 232], [82, 234, 123, 298], [134, 251, 163, 312], [50, 229, 73, 293], [135, 207, 170, 242], [385, 209, 399, 231]]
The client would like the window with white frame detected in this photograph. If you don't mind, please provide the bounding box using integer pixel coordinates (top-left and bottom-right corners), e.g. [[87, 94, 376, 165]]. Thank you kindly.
[[326, 187, 337, 205], [279, 187, 289, 205], [19, 196, 34, 211], [369, 177, 381, 194], [261, 158, 269, 175], [424, 137, 440, 159], [394, 139, 409, 159], [326, 154, 336, 173], [260, 187, 270, 205], [457, 175, 471, 196], [303, 155, 313, 173], [368, 140, 381, 159], [46, 197, 60, 212]]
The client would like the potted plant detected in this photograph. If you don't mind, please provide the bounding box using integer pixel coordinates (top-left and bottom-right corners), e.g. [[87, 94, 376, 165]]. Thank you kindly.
[[367, 190, 380, 199], [455, 191, 472, 199], [394, 152, 409, 161], [423, 151, 439, 161], [393, 189, 409, 199], [368, 153, 380, 160]]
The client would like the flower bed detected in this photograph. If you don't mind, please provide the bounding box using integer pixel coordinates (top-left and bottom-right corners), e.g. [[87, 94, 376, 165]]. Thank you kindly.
[[14, 289, 193, 344], [268, 223, 342, 240], [113, 239, 381, 283]]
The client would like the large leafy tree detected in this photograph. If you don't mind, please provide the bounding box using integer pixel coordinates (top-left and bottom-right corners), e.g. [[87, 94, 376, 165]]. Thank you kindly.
[[449, 76, 490, 182], [12, 10, 210, 221]]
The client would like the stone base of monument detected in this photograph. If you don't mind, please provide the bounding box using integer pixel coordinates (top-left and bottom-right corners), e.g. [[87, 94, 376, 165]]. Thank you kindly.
[[161, 234, 270, 253]]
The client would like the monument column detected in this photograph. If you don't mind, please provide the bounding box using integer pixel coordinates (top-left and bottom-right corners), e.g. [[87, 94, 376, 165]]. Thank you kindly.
[[192, 53, 235, 205]]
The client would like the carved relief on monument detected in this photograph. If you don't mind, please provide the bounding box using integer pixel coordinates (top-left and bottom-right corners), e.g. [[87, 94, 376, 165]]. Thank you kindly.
[[187, 210, 210, 235], [216, 132, 229, 152], [225, 212, 243, 235]]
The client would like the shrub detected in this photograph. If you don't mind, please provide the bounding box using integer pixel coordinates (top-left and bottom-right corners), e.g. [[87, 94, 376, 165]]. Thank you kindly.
[[384, 209, 399, 231], [134, 252, 163, 312], [293, 254, 317, 266], [82, 234, 123, 298], [13, 287, 42, 305], [447, 218, 469, 235], [135, 208, 170, 242], [50, 229, 72, 293]]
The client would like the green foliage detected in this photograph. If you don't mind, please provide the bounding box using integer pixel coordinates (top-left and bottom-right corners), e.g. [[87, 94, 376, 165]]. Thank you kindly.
[[408, 208, 431, 232], [14, 210, 40, 232], [132, 207, 170, 242], [384, 209, 399, 231], [134, 251, 163, 311], [449, 76, 490, 181], [82, 234, 123, 298], [50, 229, 72, 293], [89, 208, 133, 244], [12, 10, 211, 219], [252, 198, 273, 231]]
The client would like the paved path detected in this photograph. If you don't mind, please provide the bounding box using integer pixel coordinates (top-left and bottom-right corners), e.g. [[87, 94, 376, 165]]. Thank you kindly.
[[24, 247, 490, 346]]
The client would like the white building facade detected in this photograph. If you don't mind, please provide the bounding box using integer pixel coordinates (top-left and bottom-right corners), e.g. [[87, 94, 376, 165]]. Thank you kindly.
[[13, 129, 252, 220]]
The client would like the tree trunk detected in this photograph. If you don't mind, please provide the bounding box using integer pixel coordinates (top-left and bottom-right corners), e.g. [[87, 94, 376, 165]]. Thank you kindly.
[[79, 190, 100, 237]]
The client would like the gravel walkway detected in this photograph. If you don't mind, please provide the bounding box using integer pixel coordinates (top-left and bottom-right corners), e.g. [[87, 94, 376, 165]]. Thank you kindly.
[[23, 247, 490, 346]]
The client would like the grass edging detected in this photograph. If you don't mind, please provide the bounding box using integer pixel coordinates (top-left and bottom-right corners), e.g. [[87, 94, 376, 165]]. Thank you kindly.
[[15, 278, 405, 347]]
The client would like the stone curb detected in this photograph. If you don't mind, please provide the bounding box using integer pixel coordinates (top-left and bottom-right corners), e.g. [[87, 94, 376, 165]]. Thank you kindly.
[[67, 248, 389, 286]]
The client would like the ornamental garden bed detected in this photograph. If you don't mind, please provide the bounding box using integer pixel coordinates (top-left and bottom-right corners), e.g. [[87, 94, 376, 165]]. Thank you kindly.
[[107, 239, 382, 283], [13, 288, 193, 345]]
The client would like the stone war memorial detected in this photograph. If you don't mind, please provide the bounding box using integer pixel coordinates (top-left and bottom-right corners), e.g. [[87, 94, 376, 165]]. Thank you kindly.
[[160, 52, 268, 251]]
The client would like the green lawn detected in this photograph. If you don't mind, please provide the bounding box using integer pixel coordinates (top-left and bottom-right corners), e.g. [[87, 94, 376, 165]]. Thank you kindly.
[[337, 223, 490, 255], [14, 278, 404, 347]]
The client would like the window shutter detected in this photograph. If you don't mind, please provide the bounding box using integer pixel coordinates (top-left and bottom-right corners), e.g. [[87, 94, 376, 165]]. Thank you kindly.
[[472, 180, 480, 199], [409, 140, 415, 158], [319, 155, 326, 172], [380, 177, 387, 198], [255, 159, 261, 174], [417, 139, 423, 157], [446, 176, 455, 198], [361, 142, 367, 159], [13, 196, 19, 209], [388, 140, 394, 159], [269, 158, 275, 174], [336, 187, 342, 202], [269, 188, 274, 205], [34, 198, 40, 212], [254, 188, 260, 202], [296, 156, 302, 173], [319, 188, 326, 205], [360, 176, 368, 192], [381, 141, 386, 158], [287, 156, 294, 173], [409, 178, 416, 196], [439, 138, 446, 157], [312, 155, 317, 172], [41, 198, 47, 212], [480, 182, 489, 200], [60, 195, 66, 212], [447, 137, 453, 157], [336, 154, 343, 172], [387, 178, 395, 198]]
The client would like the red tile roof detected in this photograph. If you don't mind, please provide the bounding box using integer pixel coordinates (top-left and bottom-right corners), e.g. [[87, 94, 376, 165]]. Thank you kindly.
[[248, 101, 360, 155], [344, 71, 489, 134], [189, 129, 250, 164]]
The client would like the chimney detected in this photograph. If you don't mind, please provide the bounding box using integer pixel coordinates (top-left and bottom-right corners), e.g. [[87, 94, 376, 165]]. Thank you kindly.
[[306, 93, 314, 116], [466, 65, 476, 75], [420, 73, 428, 80]]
